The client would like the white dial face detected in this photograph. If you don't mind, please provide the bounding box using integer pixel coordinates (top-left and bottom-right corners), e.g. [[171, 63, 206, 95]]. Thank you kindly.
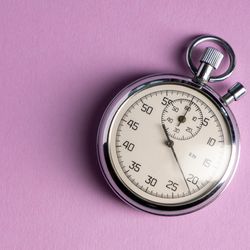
[[108, 83, 232, 205]]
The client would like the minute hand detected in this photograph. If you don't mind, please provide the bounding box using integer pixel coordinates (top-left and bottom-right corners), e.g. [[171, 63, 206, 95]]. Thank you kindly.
[[162, 124, 191, 194]]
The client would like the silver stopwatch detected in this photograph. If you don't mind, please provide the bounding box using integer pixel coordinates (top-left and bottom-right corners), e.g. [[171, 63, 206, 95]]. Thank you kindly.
[[97, 35, 246, 215]]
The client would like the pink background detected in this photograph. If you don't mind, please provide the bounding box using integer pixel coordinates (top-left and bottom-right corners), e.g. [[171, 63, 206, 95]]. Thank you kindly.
[[1, 1, 250, 249]]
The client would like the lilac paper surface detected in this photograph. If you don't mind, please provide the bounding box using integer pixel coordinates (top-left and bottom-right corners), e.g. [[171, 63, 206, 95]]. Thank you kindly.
[[0, 1, 250, 249]]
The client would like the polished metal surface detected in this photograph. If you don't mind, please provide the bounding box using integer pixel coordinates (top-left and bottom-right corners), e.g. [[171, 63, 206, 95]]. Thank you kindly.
[[201, 47, 224, 69], [186, 35, 236, 82], [222, 82, 247, 105]]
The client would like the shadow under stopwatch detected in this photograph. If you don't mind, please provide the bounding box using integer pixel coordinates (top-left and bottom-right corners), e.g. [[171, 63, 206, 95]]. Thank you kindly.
[[79, 71, 153, 206]]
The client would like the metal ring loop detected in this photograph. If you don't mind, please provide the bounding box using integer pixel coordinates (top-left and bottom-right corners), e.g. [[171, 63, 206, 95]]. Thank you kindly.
[[186, 35, 236, 82]]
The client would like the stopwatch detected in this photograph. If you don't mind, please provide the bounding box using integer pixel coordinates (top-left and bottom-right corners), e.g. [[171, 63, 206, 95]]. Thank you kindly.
[[97, 35, 246, 215]]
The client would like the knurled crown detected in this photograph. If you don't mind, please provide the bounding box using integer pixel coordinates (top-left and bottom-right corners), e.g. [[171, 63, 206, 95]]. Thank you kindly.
[[201, 47, 224, 69]]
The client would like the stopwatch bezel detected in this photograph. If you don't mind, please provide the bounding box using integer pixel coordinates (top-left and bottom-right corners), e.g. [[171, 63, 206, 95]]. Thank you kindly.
[[97, 74, 240, 216]]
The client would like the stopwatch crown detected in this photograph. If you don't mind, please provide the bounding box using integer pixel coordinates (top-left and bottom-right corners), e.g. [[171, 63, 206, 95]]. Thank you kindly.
[[201, 47, 224, 69], [195, 47, 225, 83]]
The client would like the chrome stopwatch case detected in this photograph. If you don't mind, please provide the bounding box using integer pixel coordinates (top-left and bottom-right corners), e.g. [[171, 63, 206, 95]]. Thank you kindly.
[[97, 35, 246, 215]]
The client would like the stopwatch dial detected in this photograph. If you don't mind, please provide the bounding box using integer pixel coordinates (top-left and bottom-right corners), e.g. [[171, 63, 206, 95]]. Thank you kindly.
[[161, 98, 203, 140], [107, 84, 232, 206]]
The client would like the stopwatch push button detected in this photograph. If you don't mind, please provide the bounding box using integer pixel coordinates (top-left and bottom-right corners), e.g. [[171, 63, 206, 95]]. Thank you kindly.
[[221, 82, 247, 105]]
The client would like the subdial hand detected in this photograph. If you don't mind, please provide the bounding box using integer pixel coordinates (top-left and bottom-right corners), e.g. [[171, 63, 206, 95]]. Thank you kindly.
[[162, 124, 191, 194], [177, 97, 194, 127]]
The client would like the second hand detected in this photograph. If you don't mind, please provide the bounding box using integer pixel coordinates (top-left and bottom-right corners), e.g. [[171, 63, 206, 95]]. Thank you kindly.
[[162, 124, 191, 195]]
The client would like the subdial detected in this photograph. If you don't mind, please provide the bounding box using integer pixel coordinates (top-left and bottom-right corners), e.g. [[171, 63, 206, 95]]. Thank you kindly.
[[161, 98, 203, 140]]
